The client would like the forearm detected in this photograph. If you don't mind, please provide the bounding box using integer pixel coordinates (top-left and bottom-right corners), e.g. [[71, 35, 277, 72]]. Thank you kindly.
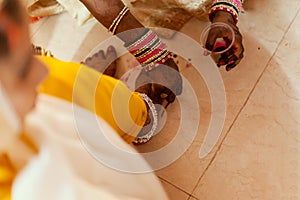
[[79, 0, 145, 43]]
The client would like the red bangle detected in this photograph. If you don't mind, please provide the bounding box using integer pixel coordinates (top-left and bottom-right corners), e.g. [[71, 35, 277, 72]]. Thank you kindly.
[[124, 28, 173, 71], [209, 4, 239, 24], [209, 0, 243, 24]]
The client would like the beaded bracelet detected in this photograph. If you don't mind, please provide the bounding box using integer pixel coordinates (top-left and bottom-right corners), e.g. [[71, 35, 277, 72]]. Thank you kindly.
[[108, 6, 129, 35], [209, 0, 243, 24], [132, 93, 158, 144], [214, 0, 243, 12], [124, 28, 173, 71]]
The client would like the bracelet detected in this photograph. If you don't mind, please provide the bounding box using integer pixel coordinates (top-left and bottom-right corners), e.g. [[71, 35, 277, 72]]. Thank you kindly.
[[213, 0, 242, 12], [124, 29, 153, 50], [132, 93, 158, 144], [124, 28, 173, 71], [209, 0, 243, 24], [209, 4, 239, 23], [108, 6, 129, 35]]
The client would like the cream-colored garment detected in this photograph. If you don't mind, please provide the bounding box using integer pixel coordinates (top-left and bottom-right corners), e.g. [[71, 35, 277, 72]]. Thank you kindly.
[[24, 0, 211, 28], [0, 83, 21, 153], [25, 0, 92, 25], [6, 94, 168, 200], [126, 0, 212, 31]]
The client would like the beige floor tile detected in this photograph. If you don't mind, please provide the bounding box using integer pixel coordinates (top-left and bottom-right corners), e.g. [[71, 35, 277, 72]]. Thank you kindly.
[[29, 0, 300, 196], [134, 57, 214, 192], [160, 178, 190, 200], [135, 0, 300, 194], [188, 197, 199, 200], [239, 0, 300, 51], [192, 7, 300, 200]]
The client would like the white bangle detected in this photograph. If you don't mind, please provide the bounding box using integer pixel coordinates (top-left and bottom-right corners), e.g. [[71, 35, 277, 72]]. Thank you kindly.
[[133, 93, 158, 144], [108, 6, 129, 35]]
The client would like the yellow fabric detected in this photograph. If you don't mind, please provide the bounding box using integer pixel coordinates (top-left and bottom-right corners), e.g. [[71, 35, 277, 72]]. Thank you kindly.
[[0, 154, 14, 200], [37, 56, 147, 143]]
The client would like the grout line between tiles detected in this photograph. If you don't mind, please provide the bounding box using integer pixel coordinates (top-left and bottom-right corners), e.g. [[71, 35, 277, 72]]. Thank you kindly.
[[190, 6, 300, 196], [187, 195, 200, 200], [159, 176, 192, 197]]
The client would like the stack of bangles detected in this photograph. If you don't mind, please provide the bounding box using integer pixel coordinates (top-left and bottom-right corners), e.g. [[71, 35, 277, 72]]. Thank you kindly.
[[108, 7, 174, 143], [124, 28, 173, 71], [209, 0, 243, 24], [107, 7, 173, 71]]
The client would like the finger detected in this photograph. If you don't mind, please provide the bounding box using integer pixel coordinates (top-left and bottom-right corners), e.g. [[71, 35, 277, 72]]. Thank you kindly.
[[135, 84, 152, 97], [225, 62, 236, 71], [221, 41, 242, 66], [205, 29, 220, 51], [217, 53, 229, 66], [227, 54, 238, 65], [227, 43, 244, 68]]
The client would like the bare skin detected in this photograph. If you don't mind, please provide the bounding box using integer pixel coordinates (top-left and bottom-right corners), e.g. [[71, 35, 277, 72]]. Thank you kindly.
[[80, 0, 244, 107], [80, 0, 244, 72], [79, 0, 183, 106], [206, 11, 244, 71]]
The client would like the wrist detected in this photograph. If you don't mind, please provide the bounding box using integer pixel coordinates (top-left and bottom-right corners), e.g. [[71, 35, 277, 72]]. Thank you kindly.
[[133, 93, 158, 144], [209, 0, 243, 24], [211, 10, 236, 25], [115, 13, 146, 43]]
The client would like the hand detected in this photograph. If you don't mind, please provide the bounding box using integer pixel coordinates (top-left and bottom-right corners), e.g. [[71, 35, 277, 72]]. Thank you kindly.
[[135, 58, 182, 108], [206, 11, 244, 71]]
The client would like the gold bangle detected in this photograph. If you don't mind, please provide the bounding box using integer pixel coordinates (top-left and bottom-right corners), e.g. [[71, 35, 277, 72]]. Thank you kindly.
[[125, 29, 153, 49], [215, 0, 241, 12], [108, 6, 129, 35], [142, 49, 169, 65], [136, 39, 162, 60], [132, 35, 159, 57]]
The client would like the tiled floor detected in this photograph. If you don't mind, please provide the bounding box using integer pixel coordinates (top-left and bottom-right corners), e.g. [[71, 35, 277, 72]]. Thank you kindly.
[[30, 0, 300, 199]]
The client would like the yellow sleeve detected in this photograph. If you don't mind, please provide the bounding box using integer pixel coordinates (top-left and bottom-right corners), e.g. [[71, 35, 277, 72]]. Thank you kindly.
[[37, 56, 147, 143]]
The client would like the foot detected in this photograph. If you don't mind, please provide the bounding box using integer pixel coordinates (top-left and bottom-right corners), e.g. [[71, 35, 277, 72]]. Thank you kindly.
[[82, 45, 118, 78]]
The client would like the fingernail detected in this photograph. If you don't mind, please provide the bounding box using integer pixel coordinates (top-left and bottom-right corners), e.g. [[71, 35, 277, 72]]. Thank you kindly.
[[226, 67, 232, 71]]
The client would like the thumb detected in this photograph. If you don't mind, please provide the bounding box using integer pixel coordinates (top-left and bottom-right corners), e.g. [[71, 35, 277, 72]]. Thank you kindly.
[[205, 29, 219, 51]]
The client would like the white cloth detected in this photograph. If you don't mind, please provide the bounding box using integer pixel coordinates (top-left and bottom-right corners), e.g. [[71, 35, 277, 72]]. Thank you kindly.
[[25, 0, 92, 25], [0, 83, 22, 152], [0, 84, 168, 199]]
